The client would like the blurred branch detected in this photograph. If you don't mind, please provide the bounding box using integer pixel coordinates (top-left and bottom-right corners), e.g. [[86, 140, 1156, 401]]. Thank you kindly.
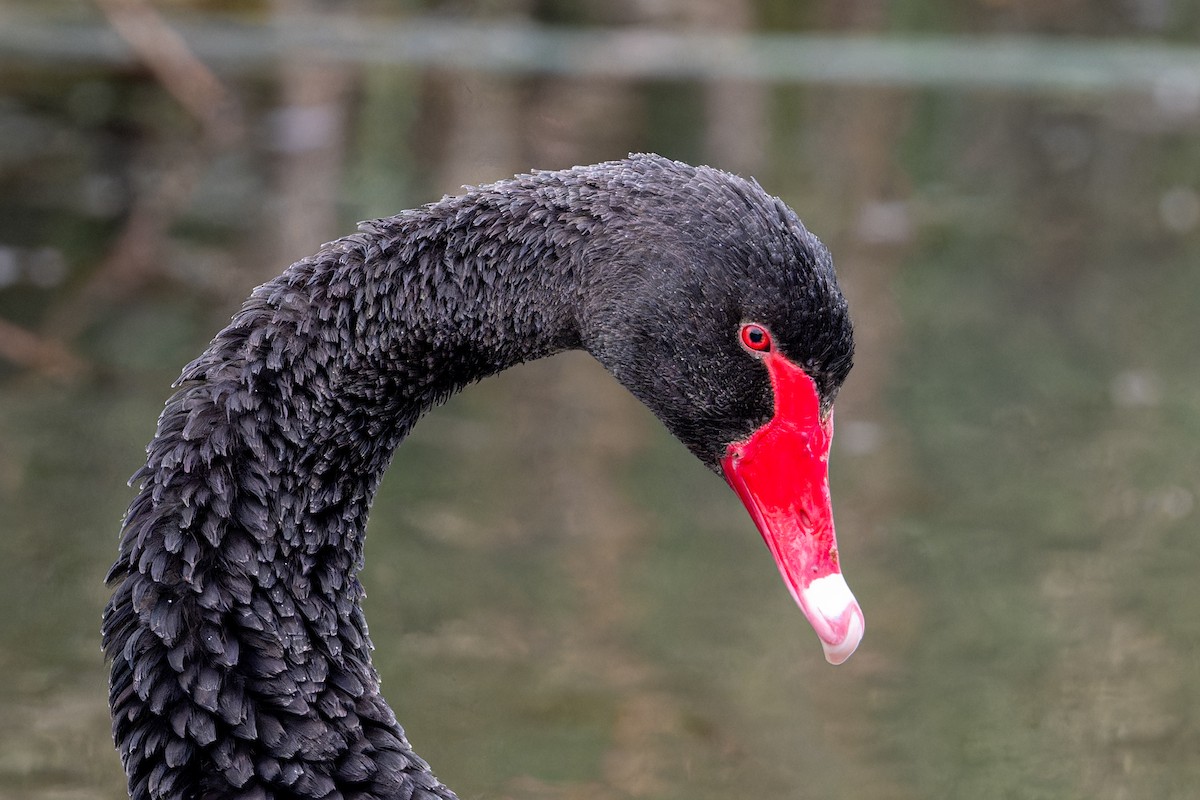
[[92, 0, 238, 144], [0, 317, 87, 380], [40, 1, 243, 343], [42, 148, 209, 341]]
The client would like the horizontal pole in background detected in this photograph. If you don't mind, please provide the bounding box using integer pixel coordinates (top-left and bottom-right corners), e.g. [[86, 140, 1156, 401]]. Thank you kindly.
[[3, 11, 1200, 97]]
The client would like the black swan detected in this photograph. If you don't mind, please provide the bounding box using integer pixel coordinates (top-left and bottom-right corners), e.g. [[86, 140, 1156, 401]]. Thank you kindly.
[[102, 154, 863, 800]]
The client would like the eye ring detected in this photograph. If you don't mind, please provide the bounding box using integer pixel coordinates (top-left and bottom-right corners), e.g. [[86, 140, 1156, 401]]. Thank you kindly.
[[739, 323, 772, 354]]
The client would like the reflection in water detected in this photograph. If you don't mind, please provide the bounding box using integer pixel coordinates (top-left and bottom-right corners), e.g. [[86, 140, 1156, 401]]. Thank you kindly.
[[2, 5, 1200, 799]]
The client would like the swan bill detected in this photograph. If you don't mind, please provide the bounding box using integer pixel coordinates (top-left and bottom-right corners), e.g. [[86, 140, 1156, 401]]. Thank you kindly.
[[720, 350, 864, 665]]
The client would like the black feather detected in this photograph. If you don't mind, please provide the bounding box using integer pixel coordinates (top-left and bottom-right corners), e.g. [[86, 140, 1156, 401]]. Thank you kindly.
[[102, 155, 853, 799]]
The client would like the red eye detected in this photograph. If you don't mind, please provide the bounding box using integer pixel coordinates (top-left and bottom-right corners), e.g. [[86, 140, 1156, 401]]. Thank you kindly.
[[740, 323, 772, 353]]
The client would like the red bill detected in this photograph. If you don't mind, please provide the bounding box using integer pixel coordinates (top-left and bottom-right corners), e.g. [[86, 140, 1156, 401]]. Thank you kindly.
[[721, 343, 864, 665]]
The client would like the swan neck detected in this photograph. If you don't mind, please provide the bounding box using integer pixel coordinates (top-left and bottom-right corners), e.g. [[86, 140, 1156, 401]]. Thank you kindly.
[[104, 184, 592, 800]]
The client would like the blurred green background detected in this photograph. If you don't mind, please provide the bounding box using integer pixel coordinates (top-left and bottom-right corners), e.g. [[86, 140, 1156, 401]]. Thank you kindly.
[[2, 1, 1199, 798]]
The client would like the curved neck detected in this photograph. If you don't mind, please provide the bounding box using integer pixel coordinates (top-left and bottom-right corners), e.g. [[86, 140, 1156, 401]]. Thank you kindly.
[[104, 183, 597, 800], [179, 186, 590, 549]]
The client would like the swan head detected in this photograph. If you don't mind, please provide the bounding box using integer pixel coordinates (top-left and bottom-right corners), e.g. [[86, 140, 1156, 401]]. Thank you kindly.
[[581, 155, 862, 664]]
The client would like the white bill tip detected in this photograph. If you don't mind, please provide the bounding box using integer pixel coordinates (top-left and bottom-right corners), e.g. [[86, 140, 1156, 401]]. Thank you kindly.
[[798, 573, 865, 666]]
